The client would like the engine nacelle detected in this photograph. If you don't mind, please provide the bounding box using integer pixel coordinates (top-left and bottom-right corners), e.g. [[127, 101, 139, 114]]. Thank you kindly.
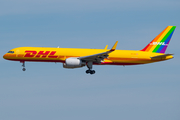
[[63, 58, 85, 69]]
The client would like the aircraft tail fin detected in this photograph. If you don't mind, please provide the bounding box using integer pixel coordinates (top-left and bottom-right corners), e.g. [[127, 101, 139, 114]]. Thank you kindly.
[[141, 26, 176, 53]]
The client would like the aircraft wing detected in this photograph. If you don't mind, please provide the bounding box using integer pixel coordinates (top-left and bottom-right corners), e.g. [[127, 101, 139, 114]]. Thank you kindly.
[[79, 41, 118, 63]]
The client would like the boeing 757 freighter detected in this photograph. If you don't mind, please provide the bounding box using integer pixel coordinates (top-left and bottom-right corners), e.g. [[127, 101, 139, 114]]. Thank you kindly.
[[3, 26, 176, 74]]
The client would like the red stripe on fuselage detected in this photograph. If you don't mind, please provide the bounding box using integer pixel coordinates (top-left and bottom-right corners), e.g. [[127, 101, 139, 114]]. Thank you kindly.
[[5, 58, 146, 65]]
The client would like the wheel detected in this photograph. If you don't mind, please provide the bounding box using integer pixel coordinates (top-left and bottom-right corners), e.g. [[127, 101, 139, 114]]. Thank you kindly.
[[86, 70, 90, 74], [22, 68, 26, 71], [90, 70, 95, 74]]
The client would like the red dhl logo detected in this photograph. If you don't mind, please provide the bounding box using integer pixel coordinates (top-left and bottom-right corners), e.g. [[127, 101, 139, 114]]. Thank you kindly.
[[24, 51, 58, 58]]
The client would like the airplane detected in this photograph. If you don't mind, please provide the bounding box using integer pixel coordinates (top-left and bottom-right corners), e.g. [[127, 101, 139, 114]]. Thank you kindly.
[[3, 26, 176, 75]]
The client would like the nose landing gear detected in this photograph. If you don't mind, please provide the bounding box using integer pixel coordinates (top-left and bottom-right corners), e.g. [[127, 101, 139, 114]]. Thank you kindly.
[[21, 61, 26, 71], [22, 68, 26, 71]]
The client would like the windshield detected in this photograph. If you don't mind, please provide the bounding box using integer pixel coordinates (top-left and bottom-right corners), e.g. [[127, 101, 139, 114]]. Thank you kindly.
[[7, 51, 14, 53]]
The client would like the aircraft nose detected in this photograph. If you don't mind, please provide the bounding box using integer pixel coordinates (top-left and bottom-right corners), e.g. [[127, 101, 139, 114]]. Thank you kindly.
[[3, 54, 7, 59]]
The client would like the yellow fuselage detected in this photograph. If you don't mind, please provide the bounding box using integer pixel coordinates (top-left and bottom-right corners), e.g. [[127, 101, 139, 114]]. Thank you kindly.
[[3, 47, 173, 65]]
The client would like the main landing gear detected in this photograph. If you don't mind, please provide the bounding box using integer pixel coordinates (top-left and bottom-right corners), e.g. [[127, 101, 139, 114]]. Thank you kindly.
[[86, 61, 96, 75], [21, 61, 26, 71], [86, 69, 95, 74]]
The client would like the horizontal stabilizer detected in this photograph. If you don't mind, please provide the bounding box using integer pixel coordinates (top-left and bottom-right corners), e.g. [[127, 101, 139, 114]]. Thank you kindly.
[[151, 54, 173, 59]]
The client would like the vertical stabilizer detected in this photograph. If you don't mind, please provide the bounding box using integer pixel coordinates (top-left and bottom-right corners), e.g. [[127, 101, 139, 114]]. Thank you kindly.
[[141, 26, 176, 53]]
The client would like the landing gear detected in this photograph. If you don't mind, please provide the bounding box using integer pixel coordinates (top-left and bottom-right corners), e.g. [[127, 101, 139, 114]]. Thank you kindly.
[[86, 70, 91, 74], [86, 61, 96, 75], [86, 70, 95, 74], [22, 68, 26, 71], [21, 61, 26, 71]]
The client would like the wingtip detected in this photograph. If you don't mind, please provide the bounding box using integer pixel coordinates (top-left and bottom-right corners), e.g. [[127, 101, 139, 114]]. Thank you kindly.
[[104, 45, 108, 50], [110, 41, 118, 51]]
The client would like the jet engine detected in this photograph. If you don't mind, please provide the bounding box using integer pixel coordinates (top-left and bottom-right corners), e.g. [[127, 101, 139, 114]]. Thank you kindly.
[[63, 57, 86, 69]]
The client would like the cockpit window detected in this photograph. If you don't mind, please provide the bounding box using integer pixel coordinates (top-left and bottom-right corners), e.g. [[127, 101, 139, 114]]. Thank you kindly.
[[7, 51, 14, 53]]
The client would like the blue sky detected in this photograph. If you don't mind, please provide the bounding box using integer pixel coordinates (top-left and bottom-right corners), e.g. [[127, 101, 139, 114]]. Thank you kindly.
[[0, 0, 180, 120]]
